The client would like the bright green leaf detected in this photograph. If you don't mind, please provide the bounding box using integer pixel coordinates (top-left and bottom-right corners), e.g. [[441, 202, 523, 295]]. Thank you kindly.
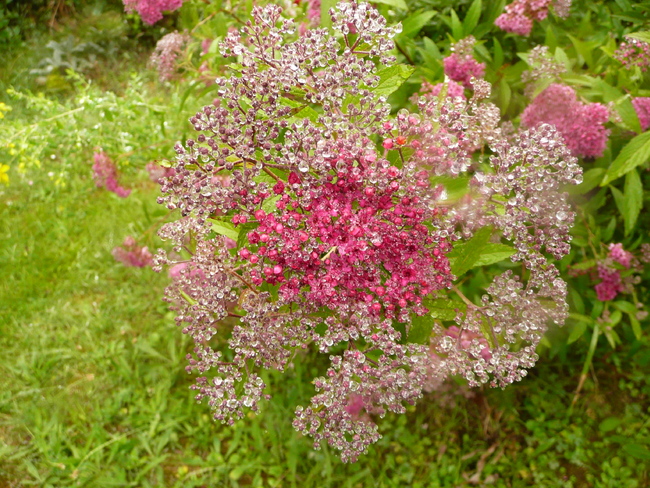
[[623, 169, 643, 235], [622, 443, 650, 460], [601, 131, 650, 185], [408, 313, 435, 344], [616, 97, 642, 134], [447, 226, 492, 276], [398, 11, 436, 39], [472, 243, 515, 267], [567, 320, 587, 344], [371, 64, 416, 97], [372, 0, 408, 10], [209, 219, 239, 242], [463, 0, 482, 36], [450, 9, 463, 40], [626, 31, 650, 44]]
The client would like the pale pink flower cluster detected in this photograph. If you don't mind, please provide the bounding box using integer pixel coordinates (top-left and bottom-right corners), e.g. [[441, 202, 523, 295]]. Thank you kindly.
[[112, 236, 153, 268], [614, 37, 650, 72], [632, 97, 650, 131], [146, 162, 175, 183], [521, 84, 610, 158], [495, 0, 571, 36], [443, 37, 486, 88], [92, 151, 130, 198], [149, 31, 190, 82], [419, 80, 466, 100], [123, 0, 183, 25]]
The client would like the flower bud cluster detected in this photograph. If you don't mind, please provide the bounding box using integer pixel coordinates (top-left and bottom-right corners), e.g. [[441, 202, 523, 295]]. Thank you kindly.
[[614, 37, 650, 72], [154, 2, 581, 460], [123, 0, 183, 25], [112, 236, 153, 268], [150, 31, 190, 82], [521, 84, 610, 159], [443, 37, 486, 89], [92, 150, 130, 198], [495, 0, 571, 36]]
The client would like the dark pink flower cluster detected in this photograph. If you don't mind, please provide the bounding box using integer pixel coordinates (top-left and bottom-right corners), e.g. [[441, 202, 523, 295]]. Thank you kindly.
[[443, 37, 486, 88], [595, 265, 624, 302], [609, 243, 633, 268], [112, 236, 153, 268], [92, 151, 131, 198], [123, 0, 183, 25], [632, 97, 650, 131], [495, 0, 570, 36], [614, 37, 650, 72], [521, 84, 610, 158], [154, 2, 581, 461]]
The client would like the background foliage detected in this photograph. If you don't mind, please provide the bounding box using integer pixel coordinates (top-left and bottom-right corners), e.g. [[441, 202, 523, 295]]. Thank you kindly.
[[1, 0, 649, 486]]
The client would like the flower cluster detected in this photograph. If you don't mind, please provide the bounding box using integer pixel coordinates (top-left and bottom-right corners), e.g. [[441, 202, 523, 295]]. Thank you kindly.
[[92, 151, 130, 198], [123, 0, 183, 25], [443, 37, 486, 89], [521, 45, 565, 95], [614, 37, 650, 72], [155, 2, 580, 461], [632, 97, 650, 132], [521, 83, 610, 158], [150, 31, 190, 82], [495, 0, 571, 36], [112, 236, 154, 268]]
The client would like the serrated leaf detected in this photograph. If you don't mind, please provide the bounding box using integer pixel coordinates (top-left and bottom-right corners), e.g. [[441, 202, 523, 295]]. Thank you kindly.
[[209, 219, 239, 241], [408, 313, 435, 344], [601, 131, 650, 185], [398, 10, 436, 39], [371, 64, 416, 97], [372, 0, 408, 10], [615, 97, 642, 134], [626, 31, 650, 44], [423, 298, 466, 320], [463, 0, 482, 36], [236, 222, 257, 249], [447, 226, 492, 276], [262, 194, 282, 213], [472, 243, 515, 267]]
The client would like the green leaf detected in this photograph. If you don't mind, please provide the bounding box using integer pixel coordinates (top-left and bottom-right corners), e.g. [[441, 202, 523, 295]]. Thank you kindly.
[[419, 37, 442, 68], [626, 31, 650, 44], [567, 320, 587, 344], [568, 167, 604, 195], [447, 226, 492, 277], [450, 9, 463, 40], [616, 96, 642, 134], [372, 0, 408, 10], [262, 194, 282, 214], [208, 219, 239, 242], [601, 131, 650, 185], [599, 417, 621, 433], [472, 243, 515, 266], [492, 38, 504, 69], [463, 0, 482, 36], [422, 298, 466, 321], [622, 443, 650, 461], [630, 316, 642, 340], [236, 222, 257, 249], [623, 169, 643, 236], [398, 11, 436, 39], [319, 0, 335, 28], [498, 78, 511, 115], [371, 64, 416, 97], [408, 313, 435, 344]]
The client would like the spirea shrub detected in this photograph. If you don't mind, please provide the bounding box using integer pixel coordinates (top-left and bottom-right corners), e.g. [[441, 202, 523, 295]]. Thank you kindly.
[[154, 2, 582, 462]]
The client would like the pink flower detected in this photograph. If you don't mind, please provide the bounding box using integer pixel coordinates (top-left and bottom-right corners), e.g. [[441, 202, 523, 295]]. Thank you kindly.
[[495, 0, 569, 36], [595, 264, 623, 301], [123, 0, 184, 25], [146, 162, 175, 182], [150, 31, 190, 82], [615, 38, 650, 72], [521, 84, 610, 158], [632, 97, 650, 131], [92, 151, 131, 198], [420, 80, 466, 100], [608, 243, 633, 268], [112, 236, 153, 268], [443, 37, 485, 88]]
